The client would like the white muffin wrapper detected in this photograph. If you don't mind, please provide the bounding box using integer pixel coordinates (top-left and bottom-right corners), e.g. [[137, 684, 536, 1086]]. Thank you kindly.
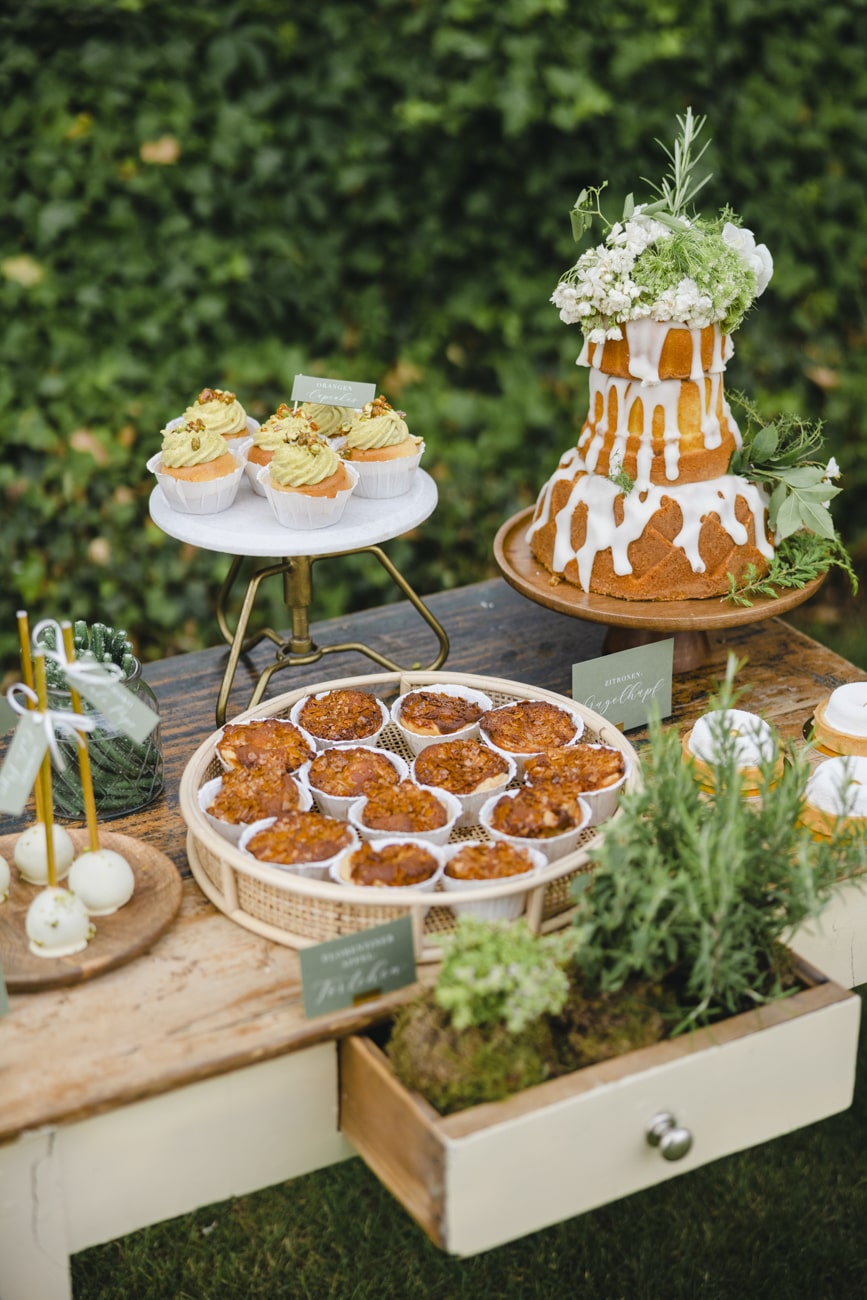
[[147, 447, 246, 515], [257, 461, 359, 529], [346, 442, 425, 499]]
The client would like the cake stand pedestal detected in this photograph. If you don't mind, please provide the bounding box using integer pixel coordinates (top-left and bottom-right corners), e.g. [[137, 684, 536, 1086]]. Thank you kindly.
[[493, 507, 826, 673], [149, 471, 449, 723]]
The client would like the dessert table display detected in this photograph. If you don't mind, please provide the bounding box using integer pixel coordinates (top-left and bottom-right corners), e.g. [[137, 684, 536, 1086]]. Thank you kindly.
[[2, 578, 866, 1300]]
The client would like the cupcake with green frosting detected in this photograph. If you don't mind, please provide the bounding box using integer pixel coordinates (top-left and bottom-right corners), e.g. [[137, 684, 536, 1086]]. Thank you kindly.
[[181, 387, 256, 441], [299, 401, 355, 440], [341, 395, 424, 498], [148, 417, 245, 514], [258, 429, 359, 529], [246, 403, 320, 495]]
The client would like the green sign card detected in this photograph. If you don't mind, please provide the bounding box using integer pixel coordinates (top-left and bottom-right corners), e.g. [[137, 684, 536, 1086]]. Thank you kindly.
[[0, 712, 49, 815], [572, 639, 674, 731], [291, 374, 376, 409], [299, 915, 416, 1018], [0, 966, 8, 1018]]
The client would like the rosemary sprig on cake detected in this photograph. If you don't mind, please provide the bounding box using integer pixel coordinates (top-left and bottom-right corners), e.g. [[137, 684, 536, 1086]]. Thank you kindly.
[[727, 533, 857, 606]]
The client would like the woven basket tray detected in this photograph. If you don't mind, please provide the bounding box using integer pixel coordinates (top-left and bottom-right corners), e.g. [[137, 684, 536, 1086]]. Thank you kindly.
[[180, 670, 642, 963]]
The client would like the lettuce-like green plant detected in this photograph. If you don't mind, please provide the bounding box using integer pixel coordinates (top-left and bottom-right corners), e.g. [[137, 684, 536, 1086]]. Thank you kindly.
[[434, 914, 579, 1034]]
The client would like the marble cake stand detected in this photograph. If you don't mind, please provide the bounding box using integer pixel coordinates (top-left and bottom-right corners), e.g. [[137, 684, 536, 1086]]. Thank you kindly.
[[493, 506, 826, 673], [149, 470, 449, 723]]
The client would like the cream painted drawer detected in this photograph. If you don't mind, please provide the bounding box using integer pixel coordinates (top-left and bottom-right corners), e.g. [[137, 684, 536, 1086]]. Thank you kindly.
[[340, 965, 860, 1256]]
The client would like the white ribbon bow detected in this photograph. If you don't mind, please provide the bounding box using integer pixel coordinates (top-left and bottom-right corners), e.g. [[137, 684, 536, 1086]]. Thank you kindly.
[[31, 618, 124, 686], [6, 682, 97, 772]]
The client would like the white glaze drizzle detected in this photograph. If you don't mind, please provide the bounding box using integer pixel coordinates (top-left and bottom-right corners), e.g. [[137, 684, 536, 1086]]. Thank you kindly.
[[574, 319, 743, 486], [526, 457, 772, 592]]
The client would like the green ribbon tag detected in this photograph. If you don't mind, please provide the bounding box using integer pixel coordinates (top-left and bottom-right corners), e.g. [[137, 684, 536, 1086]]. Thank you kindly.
[[0, 712, 49, 815], [71, 658, 158, 745], [0, 966, 9, 1017], [291, 374, 377, 409], [299, 915, 416, 1018]]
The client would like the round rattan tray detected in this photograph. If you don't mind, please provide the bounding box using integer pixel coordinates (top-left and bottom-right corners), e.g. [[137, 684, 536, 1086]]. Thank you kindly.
[[179, 670, 642, 962]]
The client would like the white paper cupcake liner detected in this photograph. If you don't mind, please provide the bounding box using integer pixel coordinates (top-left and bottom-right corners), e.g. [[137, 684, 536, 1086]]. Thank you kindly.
[[329, 837, 445, 892], [478, 788, 591, 863], [348, 784, 461, 845], [440, 843, 545, 921], [147, 448, 245, 515], [198, 774, 312, 845], [410, 749, 516, 827], [479, 716, 586, 780], [238, 815, 358, 880], [257, 461, 359, 529], [297, 749, 410, 820], [346, 443, 425, 499], [391, 684, 493, 756], [524, 744, 630, 826], [290, 693, 390, 751]]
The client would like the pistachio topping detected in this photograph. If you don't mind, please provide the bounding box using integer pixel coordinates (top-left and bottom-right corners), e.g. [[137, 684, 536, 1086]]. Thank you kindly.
[[270, 431, 342, 487], [160, 417, 229, 468]]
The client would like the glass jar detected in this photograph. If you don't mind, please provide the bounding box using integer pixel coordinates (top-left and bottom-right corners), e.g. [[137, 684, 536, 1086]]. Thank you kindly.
[[48, 657, 165, 820]]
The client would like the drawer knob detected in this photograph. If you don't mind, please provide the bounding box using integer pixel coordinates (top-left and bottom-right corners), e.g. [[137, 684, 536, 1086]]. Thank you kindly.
[[646, 1111, 693, 1162]]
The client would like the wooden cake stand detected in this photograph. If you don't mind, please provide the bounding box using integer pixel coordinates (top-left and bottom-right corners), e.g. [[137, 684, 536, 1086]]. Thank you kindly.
[[494, 507, 826, 673]]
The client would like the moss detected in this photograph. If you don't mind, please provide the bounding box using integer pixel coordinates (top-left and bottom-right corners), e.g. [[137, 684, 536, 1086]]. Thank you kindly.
[[548, 974, 677, 1076], [387, 993, 554, 1116]]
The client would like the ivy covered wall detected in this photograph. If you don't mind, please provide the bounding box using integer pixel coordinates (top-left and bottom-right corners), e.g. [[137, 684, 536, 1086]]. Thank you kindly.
[[2, 0, 866, 670]]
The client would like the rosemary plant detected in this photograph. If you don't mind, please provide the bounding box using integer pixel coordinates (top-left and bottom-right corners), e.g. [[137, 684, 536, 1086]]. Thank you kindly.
[[573, 658, 867, 1032]]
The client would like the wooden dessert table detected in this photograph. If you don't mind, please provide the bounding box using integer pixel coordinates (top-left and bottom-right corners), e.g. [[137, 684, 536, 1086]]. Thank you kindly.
[[1, 577, 865, 1299]]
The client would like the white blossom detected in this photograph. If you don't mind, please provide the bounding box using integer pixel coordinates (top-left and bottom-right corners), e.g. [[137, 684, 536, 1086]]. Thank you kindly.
[[722, 221, 774, 295]]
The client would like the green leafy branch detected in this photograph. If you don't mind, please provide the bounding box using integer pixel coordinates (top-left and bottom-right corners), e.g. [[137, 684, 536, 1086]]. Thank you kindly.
[[568, 107, 712, 244], [728, 396, 841, 541], [726, 532, 858, 606], [569, 182, 609, 242], [639, 106, 713, 226]]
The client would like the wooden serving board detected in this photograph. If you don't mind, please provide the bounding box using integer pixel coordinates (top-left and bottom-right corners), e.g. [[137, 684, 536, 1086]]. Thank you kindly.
[[0, 829, 183, 992]]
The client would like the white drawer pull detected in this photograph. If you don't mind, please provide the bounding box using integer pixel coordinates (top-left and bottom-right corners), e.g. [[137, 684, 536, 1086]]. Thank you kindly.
[[646, 1111, 693, 1161]]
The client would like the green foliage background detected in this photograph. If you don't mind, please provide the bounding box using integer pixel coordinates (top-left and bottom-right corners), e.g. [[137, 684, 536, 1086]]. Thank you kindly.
[[2, 0, 866, 672]]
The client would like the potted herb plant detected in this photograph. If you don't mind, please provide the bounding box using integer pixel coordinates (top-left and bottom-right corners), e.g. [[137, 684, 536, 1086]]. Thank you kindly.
[[340, 661, 866, 1254]]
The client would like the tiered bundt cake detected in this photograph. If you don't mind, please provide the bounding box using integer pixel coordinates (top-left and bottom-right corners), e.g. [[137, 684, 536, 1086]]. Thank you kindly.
[[527, 110, 776, 601]]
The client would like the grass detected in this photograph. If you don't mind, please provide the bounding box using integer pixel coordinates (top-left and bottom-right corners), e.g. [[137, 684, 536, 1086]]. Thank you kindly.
[[72, 989, 867, 1300]]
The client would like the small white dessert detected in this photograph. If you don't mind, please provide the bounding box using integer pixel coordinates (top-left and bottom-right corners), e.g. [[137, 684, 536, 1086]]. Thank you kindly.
[[14, 823, 76, 885], [69, 849, 135, 916], [823, 683, 867, 737], [25, 886, 95, 958], [804, 756, 867, 825], [0, 853, 9, 903], [814, 682, 867, 757], [689, 709, 776, 767]]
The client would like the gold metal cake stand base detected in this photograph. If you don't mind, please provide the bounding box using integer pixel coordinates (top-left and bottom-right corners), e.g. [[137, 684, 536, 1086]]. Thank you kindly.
[[214, 547, 450, 725]]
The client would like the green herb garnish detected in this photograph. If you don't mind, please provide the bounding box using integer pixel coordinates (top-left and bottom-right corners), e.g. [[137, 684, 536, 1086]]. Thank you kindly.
[[726, 531, 857, 606], [729, 394, 841, 541]]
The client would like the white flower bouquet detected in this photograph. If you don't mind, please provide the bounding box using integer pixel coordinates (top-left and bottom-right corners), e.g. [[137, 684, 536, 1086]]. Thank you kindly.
[[552, 109, 774, 345]]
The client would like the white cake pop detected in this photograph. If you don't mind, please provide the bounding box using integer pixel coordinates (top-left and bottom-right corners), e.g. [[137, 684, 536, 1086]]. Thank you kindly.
[[25, 886, 94, 958], [14, 823, 76, 885], [0, 853, 9, 903], [69, 849, 135, 916]]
